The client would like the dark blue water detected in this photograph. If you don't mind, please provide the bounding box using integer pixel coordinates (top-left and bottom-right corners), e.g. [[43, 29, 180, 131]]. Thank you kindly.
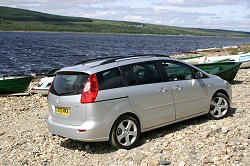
[[1, 32, 250, 75]]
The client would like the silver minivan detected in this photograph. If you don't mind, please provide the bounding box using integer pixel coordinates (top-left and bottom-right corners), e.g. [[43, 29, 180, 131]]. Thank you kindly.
[[47, 55, 232, 149]]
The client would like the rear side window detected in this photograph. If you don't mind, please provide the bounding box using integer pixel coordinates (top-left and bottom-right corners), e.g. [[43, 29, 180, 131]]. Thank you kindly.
[[96, 68, 124, 90], [121, 65, 137, 86], [50, 72, 89, 96], [122, 62, 163, 86]]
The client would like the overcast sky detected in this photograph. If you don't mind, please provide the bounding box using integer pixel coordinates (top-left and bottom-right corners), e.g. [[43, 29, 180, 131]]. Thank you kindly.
[[1, 0, 250, 32]]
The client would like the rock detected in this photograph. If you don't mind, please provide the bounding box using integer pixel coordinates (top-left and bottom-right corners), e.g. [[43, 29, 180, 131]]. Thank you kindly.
[[247, 133, 250, 139], [154, 149, 163, 154], [0, 132, 6, 136], [117, 149, 128, 154], [203, 159, 213, 164], [212, 157, 219, 162], [222, 155, 230, 160], [210, 125, 217, 129], [132, 152, 145, 162], [155, 153, 163, 158], [178, 160, 186, 166], [150, 160, 159, 165], [238, 146, 245, 150], [201, 131, 211, 138], [21, 159, 29, 165], [84, 144, 90, 150], [159, 160, 171, 165], [157, 133, 164, 137], [221, 127, 229, 134], [227, 139, 241, 146]]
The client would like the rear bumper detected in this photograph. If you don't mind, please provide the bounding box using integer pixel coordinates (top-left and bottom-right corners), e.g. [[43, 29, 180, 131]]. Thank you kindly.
[[47, 116, 109, 142]]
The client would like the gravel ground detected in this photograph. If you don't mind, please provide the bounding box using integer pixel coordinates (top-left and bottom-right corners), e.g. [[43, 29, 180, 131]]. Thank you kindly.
[[0, 68, 250, 166]]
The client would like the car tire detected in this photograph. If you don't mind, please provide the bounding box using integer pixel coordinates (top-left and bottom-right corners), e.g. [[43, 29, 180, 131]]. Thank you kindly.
[[109, 115, 140, 149], [208, 93, 230, 120]]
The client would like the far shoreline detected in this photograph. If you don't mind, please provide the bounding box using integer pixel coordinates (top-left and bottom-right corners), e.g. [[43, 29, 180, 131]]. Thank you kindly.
[[1, 30, 250, 39]]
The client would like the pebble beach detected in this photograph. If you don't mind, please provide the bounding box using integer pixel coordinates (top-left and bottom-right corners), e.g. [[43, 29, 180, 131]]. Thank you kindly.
[[1, 46, 250, 165]]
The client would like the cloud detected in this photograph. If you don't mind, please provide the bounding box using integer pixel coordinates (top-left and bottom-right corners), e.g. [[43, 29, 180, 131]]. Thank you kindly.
[[0, 0, 120, 6], [244, 14, 250, 19], [200, 18, 250, 32], [164, 0, 246, 7]]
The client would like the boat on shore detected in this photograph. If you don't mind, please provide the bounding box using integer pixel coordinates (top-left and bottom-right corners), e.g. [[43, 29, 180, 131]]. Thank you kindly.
[[197, 47, 218, 52], [206, 54, 250, 68], [180, 53, 250, 69], [46, 68, 60, 77], [179, 55, 231, 64], [194, 62, 242, 82], [232, 53, 250, 69], [0, 75, 33, 94], [178, 56, 206, 64], [32, 68, 59, 95], [33, 76, 54, 95]]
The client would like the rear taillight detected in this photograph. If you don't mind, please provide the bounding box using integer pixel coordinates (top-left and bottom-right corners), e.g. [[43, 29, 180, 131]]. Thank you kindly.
[[81, 74, 99, 103]]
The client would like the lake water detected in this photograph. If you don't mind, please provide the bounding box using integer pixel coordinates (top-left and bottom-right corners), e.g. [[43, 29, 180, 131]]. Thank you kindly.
[[1, 32, 250, 75]]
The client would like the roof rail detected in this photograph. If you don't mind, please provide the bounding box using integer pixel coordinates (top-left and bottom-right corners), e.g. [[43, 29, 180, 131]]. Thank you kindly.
[[74, 56, 126, 65], [74, 54, 171, 66], [129, 53, 170, 57]]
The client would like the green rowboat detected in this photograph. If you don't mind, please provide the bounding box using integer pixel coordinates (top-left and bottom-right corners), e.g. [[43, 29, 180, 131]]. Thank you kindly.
[[0, 75, 33, 94], [46, 68, 60, 77], [194, 62, 242, 82]]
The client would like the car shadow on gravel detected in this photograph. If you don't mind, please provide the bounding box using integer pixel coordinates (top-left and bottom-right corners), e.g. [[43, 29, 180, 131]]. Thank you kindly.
[[60, 107, 237, 154], [138, 107, 237, 146], [231, 80, 244, 85], [60, 139, 116, 154]]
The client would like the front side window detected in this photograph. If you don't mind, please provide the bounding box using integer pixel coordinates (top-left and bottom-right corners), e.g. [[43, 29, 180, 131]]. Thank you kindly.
[[96, 68, 124, 90], [160, 61, 202, 81]]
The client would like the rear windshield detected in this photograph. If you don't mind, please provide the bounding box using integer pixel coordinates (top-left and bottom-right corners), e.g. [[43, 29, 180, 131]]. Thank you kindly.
[[49, 72, 89, 96]]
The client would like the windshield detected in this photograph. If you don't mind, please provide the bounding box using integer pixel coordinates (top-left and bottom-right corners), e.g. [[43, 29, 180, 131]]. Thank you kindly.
[[49, 72, 89, 96]]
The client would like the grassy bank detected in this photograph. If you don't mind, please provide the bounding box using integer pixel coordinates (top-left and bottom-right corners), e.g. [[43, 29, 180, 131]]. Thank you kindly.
[[1, 6, 250, 37]]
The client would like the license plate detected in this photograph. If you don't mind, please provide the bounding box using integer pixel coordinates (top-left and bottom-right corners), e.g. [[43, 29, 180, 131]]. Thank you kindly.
[[55, 107, 70, 115]]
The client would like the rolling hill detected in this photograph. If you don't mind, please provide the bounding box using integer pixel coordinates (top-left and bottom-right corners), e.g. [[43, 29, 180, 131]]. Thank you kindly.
[[0, 6, 250, 37]]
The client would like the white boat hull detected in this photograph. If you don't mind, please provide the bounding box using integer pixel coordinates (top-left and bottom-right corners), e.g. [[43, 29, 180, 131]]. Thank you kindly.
[[181, 56, 206, 64], [33, 77, 54, 95], [33, 87, 50, 95], [206, 53, 250, 68], [240, 60, 250, 68]]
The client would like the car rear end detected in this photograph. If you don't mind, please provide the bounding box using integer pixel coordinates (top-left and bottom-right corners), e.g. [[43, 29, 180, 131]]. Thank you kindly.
[[47, 63, 132, 142], [47, 70, 111, 142]]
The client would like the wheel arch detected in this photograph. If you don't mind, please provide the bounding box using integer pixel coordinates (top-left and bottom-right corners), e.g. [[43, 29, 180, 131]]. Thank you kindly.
[[213, 89, 229, 100], [109, 112, 142, 136]]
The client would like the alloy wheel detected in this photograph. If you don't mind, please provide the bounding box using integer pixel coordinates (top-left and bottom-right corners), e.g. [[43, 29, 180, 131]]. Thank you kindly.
[[210, 96, 229, 118], [116, 119, 138, 146]]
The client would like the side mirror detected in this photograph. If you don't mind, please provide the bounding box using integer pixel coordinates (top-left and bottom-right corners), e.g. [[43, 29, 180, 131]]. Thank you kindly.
[[195, 71, 203, 79]]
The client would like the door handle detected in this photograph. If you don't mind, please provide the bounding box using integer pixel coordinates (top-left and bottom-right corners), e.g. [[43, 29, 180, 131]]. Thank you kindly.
[[173, 86, 182, 91], [158, 88, 168, 93]]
